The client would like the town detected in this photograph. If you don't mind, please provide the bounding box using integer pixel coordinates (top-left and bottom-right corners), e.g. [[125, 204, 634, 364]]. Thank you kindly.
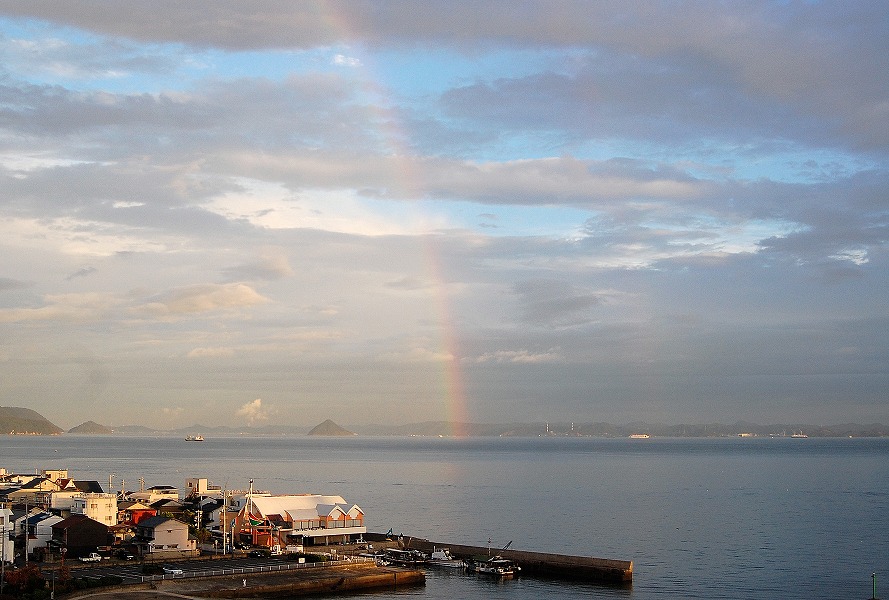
[[0, 468, 367, 565]]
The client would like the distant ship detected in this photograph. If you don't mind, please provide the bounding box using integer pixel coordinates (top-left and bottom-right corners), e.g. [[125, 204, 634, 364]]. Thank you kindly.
[[790, 431, 808, 438], [629, 433, 650, 439], [185, 434, 205, 441]]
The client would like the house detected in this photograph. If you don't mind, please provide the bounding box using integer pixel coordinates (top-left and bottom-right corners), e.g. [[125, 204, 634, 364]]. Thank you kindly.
[[17, 511, 64, 561], [72, 493, 118, 527], [149, 498, 185, 518], [133, 516, 196, 557], [199, 498, 225, 532], [127, 485, 178, 504], [185, 478, 222, 499], [50, 514, 109, 559], [233, 494, 365, 548], [117, 501, 157, 526], [50, 480, 106, 515], [0, 506, 14, 564], [6, 476, 62, 507]]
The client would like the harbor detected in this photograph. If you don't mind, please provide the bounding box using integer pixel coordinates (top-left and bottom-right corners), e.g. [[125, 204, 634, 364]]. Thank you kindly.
[[394, 536, 633, 584]]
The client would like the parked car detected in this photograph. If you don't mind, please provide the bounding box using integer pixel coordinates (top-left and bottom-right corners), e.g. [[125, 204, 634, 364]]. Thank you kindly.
[[79, 553, 103, 563], [248, 549, 268, 558], [162, 565, 183, 575], [117, 550, 136, 560]]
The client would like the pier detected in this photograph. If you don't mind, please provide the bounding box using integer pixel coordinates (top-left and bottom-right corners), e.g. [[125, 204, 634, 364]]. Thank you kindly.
[[396, 536, 633, 584]]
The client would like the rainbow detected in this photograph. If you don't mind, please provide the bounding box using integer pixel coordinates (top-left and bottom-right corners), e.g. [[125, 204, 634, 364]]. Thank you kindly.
[[318, 2, 471, 436]]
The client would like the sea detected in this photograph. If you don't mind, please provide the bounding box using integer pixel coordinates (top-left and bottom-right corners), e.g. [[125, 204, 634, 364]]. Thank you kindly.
[[1, 434, 887, 599]]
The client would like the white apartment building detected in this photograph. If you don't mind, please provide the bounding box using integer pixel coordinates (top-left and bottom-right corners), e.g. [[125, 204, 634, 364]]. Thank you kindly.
[[72, 493, 118, 527]]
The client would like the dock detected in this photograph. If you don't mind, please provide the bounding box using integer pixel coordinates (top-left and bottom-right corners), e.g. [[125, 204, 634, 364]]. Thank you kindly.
[[400, 537, 633, 584]]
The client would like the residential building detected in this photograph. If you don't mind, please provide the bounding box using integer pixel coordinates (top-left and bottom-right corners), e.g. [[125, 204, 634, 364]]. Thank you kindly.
[[18, 511, 63, 561], [133, 516, 196, 557], [72, 493, 118, 527], [117, 501, 157, 526], [6, 476, 62, 507], [233, 494, 365, 548], [50, 514, 109, 559], [0, 506, 13, 564], [127, 484, 178, 504], [185, 478, 222, 499], [50, 481, 106, 515]]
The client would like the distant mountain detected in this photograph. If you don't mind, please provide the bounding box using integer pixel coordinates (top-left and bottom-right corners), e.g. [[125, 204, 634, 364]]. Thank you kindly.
[[307, 419, 356, 436], [68, 420, 114, 434], [0, 406, 64, 435]]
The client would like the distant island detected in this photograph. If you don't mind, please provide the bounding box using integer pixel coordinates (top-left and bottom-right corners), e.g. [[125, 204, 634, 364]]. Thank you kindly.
[[307, 419, 356, 436], [0, 406, 63, 435], [68, 420, 114, 434], [2, 406, 889, 438]]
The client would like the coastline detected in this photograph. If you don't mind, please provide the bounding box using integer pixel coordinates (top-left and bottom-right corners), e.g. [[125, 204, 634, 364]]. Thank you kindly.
[[62, 562, 424, 599]]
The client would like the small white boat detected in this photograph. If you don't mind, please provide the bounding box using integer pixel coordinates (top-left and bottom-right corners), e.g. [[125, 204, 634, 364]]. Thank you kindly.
[[185, 434, 205, 441], [428, 547, 465, 569], [629, 433, 650, 439]]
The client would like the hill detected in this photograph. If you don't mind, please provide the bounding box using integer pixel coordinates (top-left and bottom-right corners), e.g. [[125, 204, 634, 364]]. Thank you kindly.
[[0, 406, 64, 435], [307, 419, 356, 436], [68, 420, 114, 434]]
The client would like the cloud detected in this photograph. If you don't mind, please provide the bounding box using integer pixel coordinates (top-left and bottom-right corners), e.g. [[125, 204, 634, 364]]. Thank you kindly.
[[137, 283, 269, 317], [66, 266, 97, 280], [381, 347, 455, 363], [0, 292, 117, 323], [236, 398, 271, 425], [332, 54, 361, 67], [475, 348, 560, 364], [187, 346, 235, 358], [221, 249, 294, 282], [513, 280, 604, 328], [0, 278, 31, 292]]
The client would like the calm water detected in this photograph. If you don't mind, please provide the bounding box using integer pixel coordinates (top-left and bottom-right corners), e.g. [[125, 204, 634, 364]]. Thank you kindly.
[[1, 435, 887, 599]]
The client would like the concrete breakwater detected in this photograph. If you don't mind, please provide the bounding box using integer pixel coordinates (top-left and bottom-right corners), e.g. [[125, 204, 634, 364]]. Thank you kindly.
[[201, 564, 425, 598], [63, 563, 425, 599], [403, 537, 633, 584]]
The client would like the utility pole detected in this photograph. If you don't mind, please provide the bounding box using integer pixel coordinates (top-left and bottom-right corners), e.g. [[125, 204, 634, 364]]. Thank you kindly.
[[24, 495, 28, 566], [1, 504, 7, 596], [221, 488, 227, 555]]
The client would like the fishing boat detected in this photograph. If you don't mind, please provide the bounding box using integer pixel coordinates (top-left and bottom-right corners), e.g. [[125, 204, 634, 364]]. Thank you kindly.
[[466, 555, 519, 578], [185, 434, 205, 441], [428, 547, 465, 569], [383, 548, 429, 566]]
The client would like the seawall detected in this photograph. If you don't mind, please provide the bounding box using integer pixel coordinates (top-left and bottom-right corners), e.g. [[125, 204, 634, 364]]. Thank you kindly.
[[404, 537, 633, 584]]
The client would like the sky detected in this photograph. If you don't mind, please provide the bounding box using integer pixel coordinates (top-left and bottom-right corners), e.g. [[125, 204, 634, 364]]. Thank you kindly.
[[0, 1, 887, 431]]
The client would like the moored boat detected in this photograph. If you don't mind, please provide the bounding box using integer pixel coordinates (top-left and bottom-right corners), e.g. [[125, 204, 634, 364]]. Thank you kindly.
[[383, 548, 429, 566], [465, 555, 519, 577], [428, 547, 465, 569]]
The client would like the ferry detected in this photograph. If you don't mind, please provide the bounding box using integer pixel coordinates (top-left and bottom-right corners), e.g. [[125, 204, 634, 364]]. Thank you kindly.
[[185, 434, 205, 441], [629, 433, 650, 439]]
